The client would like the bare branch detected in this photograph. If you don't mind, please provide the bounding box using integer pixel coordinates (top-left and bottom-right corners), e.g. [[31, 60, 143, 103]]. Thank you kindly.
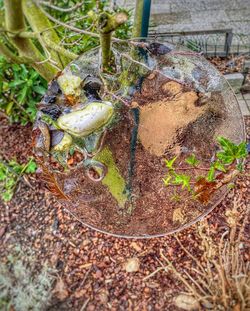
[[37, 4, 100, 38], [43, 37, 77, 60], [38, 0, 85, 13]]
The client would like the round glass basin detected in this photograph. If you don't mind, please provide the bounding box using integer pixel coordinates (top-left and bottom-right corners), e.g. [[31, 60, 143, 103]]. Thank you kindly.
[[33, 40, 245, 238]]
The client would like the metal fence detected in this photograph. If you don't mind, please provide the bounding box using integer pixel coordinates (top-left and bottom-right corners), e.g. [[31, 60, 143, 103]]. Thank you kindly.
[[148, 29, 250, 57]]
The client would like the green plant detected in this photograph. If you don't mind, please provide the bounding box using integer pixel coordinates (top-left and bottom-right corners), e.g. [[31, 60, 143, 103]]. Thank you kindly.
[[0, 0, 133, 80], [163, 137, 248, 203], [0, 158, 37, 202], [0, 56, 47, 124], [0, 1, 133, 125], [0, 247, 55, 311]]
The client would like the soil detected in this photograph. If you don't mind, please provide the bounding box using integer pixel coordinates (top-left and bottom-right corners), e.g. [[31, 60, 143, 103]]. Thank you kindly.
[[0, 116, 249, 310]]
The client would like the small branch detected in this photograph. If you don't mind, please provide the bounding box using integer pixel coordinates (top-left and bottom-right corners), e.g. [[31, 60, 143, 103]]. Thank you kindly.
[[38, 4, 100, 38], [23, 0, 72, 68], [43, 37, 78, 60], [0, 42, 22, 63], [98, 12, 128, 70], [4, 0, 58, 80], [38, 0, 85, 13]]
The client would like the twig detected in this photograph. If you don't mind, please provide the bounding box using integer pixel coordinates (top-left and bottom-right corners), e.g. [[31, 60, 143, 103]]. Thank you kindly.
[[80, 298, 90, 311], [38, 0, 85, 13], [38, 5, 100, 38], [143, 267, 164, 281]]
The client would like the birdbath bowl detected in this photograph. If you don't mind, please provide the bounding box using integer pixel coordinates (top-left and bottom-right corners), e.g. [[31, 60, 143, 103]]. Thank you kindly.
[[33, 40, 245, 238]]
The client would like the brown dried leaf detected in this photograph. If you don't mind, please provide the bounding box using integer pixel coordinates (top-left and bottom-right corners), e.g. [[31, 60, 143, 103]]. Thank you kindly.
[[53, 278, 69, 301], [39, 162, 69, 201]]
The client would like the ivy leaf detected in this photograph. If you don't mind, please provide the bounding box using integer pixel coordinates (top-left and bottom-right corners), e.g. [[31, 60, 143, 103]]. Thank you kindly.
[[173, 174, 191, 191], [165, 156, 177, 169], [235, 142, 247, 159], [236, 162, 244, 172], [216, 152, 234, 164], [207, 166, 215, 182], [185, 154, 200, 167], [217, 136, 237, 155], [214, 161, 226, 172], [163, 175, 172, 186], [25, 160, 37, 174]]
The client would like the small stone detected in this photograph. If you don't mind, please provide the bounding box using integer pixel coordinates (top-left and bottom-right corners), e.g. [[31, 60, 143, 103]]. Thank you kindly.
[[130, 242, 142, 252], [124, 257, 140, 273], [174, 294, 200, 310]]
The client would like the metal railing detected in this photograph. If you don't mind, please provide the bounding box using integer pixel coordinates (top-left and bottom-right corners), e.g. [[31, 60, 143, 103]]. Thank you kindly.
[[148, 29, 250, 57]]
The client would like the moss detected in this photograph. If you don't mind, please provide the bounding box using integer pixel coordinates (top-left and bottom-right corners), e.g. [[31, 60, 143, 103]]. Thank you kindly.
[[94, 147, 128, 207]]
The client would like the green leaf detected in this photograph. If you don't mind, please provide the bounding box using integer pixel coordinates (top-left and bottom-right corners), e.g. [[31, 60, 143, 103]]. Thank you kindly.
[[173, 174, 191, 191], [2, 190, 13, 202], [207, 166, 215, 182], [216, 152, 234, 164], [236, 162, 244, 172], [33, 85, 47, 95], [165, 156, 177, 169], [217, 136, 237, 155], [236, 142, 247, 159], [25, 160, 37, 174], [0, 169, 6, 181], [163, 175, 172, 186], [8, 80, 25, 88], [185, 154, 200, 167], [214, 161, 226, 172], [69, 146, 75, 156]]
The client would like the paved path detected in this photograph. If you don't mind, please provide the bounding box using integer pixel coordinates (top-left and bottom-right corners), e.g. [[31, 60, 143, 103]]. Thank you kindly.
[[118, 0, 250, 43], [237, 92, 250, 116]]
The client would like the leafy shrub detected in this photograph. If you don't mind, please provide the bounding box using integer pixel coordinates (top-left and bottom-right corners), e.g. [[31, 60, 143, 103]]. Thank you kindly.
[[0, 56, 47, 125], [0, 247, 55, 311], [0, 158, 37, 202]]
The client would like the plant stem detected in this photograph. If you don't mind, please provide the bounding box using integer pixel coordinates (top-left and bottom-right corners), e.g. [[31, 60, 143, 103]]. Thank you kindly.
[[22, 0, 72, 68], [4, 0, 58, 81], [0, 42, 23, 63], [98, 12, 128, 71]]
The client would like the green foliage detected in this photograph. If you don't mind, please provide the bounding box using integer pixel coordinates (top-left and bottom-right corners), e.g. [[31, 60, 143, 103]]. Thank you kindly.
[[216, 137, 247, 164], [173, 174, 191, 191], [165, 156, 177, 170], [47, 0, 132, 55], [0, 247, 55, 311], [0, 158, 37, 202], [0, 56, 47, 125], [185, 154, 200, 167], [163, 137, 248, 199]]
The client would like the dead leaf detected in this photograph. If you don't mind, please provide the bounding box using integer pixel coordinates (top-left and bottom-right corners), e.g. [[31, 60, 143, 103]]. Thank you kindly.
[[53, 278, 69, 301], [174, 294, 200, 310]]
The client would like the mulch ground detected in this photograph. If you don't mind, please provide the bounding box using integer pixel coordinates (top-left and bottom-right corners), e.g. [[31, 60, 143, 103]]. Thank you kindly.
[[0, 115, 249, 311]]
